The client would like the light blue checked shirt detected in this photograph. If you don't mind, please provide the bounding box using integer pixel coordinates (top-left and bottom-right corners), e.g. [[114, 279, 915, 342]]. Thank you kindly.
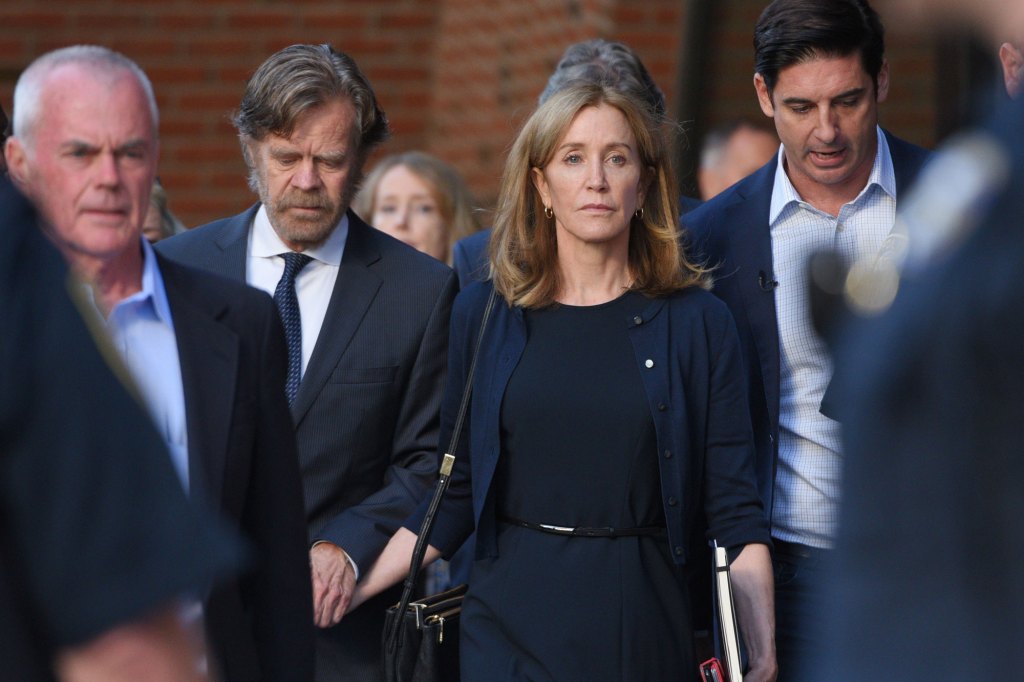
[[769, 126, 897, 549]]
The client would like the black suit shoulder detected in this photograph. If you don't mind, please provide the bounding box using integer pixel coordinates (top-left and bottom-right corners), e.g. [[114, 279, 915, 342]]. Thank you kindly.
[[682, 160, 775, 264], [156, 252, 277, 326], [346, 212, 457, 303]]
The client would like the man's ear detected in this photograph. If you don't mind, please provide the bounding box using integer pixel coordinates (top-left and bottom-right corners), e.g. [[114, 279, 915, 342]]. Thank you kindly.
[[1000, 42, 1024, 98], [753, 73, 775, 118], [4, 137, 32, 192], [876, 59, 890, 104]]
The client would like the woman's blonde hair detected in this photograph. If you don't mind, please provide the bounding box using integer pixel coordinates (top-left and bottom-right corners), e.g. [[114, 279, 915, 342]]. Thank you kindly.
[[354, 151, 481, 264], [490, 83, 709, 308]]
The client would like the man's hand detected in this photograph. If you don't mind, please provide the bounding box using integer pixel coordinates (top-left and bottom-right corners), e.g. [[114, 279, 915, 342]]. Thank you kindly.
[[310, 542, 356, 628]]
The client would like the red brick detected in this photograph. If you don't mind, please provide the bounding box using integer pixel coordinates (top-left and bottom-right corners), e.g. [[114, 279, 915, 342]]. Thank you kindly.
[[157, 14, 215, 31], [300, 11, 371, 31], [226, 11, 295, 30], [188, 38, 254, 58], [0, 11, 67, 30], [75, 14, 151, 31], [147, 65, 208, 85], [176, 95, 237, 117], [159, 119, 206, 136]]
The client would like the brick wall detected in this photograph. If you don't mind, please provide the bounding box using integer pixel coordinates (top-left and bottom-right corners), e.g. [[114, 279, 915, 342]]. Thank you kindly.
[[0, 1, 939, 227]]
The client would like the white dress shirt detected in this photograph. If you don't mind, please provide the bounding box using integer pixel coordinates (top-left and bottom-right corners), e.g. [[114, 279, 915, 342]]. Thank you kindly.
[[246, 205, 347, 378], [769, 126, 897, 549]]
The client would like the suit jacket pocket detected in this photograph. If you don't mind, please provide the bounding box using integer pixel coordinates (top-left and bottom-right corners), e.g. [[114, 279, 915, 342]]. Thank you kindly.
[[330, 365, 399, 384]]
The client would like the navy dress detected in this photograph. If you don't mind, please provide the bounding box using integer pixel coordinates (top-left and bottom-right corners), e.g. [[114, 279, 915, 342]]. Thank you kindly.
[[459, 292, 694, 681]]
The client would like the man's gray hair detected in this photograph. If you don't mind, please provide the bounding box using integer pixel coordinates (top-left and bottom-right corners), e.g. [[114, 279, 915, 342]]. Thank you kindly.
[[12, 45, 159, 150], [538, 39, 666, 118], [234, 44, 389, 158]]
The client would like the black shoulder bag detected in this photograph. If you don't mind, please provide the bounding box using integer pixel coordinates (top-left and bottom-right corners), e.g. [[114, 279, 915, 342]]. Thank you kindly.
[[382, 288, 498, 682]]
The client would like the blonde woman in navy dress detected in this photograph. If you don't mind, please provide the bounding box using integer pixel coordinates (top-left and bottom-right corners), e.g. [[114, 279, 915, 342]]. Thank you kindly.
[[350, 83, 777, 681]]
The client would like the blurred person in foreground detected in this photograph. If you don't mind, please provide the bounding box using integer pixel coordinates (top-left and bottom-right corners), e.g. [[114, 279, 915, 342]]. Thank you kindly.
[[817, 0, 1024, 678], [143, 178, 186, 243], [999, 32, 1024, 99], [354, 150, 481, 265], [682, 1, 930, 676], [4, 45, 313, 681], [451, 38, 697, 288], [697, 119, 779, 200], [0, 177, 240, 681], [1, 103, 8, 175], [157, 44, 457, 681], [348, 83, 776, 681]]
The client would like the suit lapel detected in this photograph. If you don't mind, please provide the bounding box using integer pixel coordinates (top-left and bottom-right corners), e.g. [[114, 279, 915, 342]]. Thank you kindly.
[[158, 255, 239, 504], [885, 130, 930, 198], [290, 211, 382, 427], [727, 162, 781, 429], [212, 205, 257, 280]]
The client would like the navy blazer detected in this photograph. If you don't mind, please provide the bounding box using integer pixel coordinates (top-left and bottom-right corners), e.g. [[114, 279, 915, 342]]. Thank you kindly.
[[412, 282, 769, 568], [159, 207, 457, 681], [156, 254, 314, 682], [681, 130, 930, 515]]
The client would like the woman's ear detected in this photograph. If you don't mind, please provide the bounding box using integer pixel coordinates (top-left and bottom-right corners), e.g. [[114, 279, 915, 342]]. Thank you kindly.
[[637, 167, 656, 209], [531, 166, 551, 210]]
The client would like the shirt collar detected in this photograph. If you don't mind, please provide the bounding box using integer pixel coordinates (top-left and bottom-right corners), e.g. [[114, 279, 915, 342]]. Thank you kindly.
[[251, 204, 348, 265], [769, 126, 896, 224], [139, 237, 175, 327]]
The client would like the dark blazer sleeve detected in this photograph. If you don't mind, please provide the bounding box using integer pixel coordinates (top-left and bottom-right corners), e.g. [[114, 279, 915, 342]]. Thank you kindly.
[[316, 270, 459, 569], [400, 284, 486, 556], [699, 303, 771, 549], [241, 295, 315, 682], [452, 229, 491, 289]]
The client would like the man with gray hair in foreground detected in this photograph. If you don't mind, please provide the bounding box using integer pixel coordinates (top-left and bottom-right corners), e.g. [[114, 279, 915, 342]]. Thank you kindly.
[[5, 45, 314, 682], [158, 44, 458, 681]]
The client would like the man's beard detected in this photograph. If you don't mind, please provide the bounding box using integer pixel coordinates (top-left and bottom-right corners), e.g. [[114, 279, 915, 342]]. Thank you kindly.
[[246, 159, 356, 249], [258, 181, 351, 250]]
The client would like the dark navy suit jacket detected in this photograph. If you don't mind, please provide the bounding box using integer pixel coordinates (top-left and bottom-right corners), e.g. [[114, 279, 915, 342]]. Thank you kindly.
[[681, 131, 930, 515], [408, 282, 769, 569], [157, 254, 314, 682]]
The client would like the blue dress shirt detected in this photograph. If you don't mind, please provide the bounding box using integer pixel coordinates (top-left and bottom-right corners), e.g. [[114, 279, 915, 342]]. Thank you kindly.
[[100, 239, 189, 492]]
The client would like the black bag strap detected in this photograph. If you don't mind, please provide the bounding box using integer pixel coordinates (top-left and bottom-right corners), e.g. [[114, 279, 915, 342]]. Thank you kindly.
[[385, 287, 499, 647]]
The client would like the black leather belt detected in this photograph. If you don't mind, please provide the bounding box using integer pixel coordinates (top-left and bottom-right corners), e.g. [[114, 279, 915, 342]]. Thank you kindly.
[[500, 515, 665, 538], [772, 538, 831, 562]]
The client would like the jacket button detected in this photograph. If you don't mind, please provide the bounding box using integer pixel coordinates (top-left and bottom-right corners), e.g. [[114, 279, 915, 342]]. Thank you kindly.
[[674, 546, 684, 556], [668, 496, 678, 506], [633, 315, 643, 325], [657, 403, 666, 411], [645, 359, 654, 368], [664, 450, 672, 459]]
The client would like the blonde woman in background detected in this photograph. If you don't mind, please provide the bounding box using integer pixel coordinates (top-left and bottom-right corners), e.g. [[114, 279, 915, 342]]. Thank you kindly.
[[355, 151, 481, 264]]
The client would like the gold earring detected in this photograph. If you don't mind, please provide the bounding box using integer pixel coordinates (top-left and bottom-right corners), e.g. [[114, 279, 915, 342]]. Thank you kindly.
[[544, 206, 554, 219]]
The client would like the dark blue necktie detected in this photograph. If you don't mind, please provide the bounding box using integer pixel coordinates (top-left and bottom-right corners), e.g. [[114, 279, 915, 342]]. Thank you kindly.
[[274, 252, 312, 404]]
